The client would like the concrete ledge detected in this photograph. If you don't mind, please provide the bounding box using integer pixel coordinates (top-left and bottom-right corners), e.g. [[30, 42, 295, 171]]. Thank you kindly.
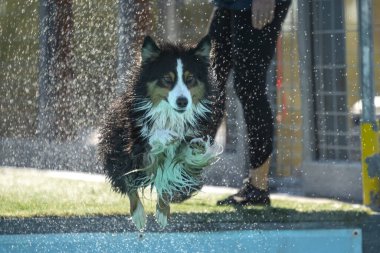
[[0, 227, 364, 253], [1, 214, 379, 253]]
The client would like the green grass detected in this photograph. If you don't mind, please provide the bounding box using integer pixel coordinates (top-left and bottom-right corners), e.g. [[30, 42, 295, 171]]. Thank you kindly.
[[0, 167, 372, 224]]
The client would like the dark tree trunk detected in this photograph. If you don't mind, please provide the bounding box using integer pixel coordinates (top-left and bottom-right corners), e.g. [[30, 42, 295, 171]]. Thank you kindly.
[[37, 0, 74, 141]]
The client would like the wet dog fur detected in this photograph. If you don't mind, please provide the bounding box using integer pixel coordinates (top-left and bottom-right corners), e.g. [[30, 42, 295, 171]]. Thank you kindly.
[[98, 36, 221, 230]]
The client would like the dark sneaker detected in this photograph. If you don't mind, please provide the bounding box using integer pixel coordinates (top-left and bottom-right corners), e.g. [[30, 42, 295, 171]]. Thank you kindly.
[[216, 180, 270, 206]]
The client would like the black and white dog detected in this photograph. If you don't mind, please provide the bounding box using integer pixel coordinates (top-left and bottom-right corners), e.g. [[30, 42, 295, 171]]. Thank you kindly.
[[98, 36, 221, 230]]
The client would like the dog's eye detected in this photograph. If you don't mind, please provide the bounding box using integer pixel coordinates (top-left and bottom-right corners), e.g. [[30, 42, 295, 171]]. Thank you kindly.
[[162, 76, 173, 87], [186, 75, 196, 86], [163, 76, 172, 82]]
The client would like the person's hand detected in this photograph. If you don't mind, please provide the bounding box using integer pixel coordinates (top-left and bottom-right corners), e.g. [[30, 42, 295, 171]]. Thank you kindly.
[[251, 0, 276, 29]]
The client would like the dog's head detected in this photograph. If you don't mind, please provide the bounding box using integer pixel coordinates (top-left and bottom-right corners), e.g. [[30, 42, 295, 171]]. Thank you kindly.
[[138, 36, 211, 113]]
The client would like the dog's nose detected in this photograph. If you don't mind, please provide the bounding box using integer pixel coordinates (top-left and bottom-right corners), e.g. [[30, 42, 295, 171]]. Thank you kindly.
[[176, 97, 188, 108]]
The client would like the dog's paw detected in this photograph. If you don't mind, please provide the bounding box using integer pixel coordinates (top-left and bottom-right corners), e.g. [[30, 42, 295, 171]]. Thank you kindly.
[[189, 138, 207, 154], [131, 201, 146, 231], [155, 209, 168, 229]]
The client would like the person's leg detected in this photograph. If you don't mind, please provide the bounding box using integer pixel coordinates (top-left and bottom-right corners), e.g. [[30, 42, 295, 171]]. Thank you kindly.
[[207, 7, 233, 139], [217, 1, 291, 206], [233, 1, 291, 172]]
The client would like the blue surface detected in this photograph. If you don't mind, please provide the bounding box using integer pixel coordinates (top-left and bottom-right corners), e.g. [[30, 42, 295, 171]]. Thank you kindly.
[[0, 229, 362, 253]]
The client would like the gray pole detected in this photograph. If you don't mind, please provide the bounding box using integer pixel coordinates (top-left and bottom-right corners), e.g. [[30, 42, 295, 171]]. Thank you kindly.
[[166, 0, 178, 42], [116, 0, 131, 95], [157, 0, 177, 41], [116, 0, 150, 95], [298, 0, 316, 161], [358, 0, 375, 124], [37, 0, 56, 140], [358, 0, 380, 210]]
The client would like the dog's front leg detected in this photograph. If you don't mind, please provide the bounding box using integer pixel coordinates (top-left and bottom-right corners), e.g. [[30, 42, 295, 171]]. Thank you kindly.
[[155, 194, 170, 229], [128, 191, 146, 231]]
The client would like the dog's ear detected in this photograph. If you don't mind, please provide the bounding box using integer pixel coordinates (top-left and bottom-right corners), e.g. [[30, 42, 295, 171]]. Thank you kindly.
[[193, 35, 211, 61], [141, 36, 160, 63]]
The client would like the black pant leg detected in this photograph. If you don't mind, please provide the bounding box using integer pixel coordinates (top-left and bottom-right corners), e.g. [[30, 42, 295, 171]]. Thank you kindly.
[[207, 8, 233, 139], [231, 1, 291, 169]]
